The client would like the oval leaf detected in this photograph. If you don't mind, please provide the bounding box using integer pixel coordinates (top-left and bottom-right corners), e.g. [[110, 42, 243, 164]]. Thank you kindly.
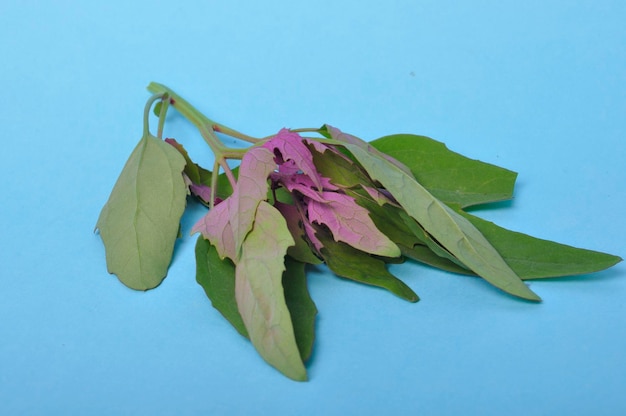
[[96, 134, 187, 290]]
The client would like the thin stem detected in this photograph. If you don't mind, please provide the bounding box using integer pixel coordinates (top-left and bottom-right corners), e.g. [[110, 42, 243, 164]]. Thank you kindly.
[[210, 160, 220, 210], [143, 93, 165, 136], [219, 160, 237, 188], [156, 94, 170, 139], [290, 127, 321, 134]]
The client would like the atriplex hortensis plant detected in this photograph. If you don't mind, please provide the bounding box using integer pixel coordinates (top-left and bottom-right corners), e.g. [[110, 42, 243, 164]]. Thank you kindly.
[[96, 83, 622, 380]]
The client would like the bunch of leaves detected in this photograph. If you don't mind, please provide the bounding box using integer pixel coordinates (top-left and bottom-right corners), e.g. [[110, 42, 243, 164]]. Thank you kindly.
[[95, 83, 622, 381]]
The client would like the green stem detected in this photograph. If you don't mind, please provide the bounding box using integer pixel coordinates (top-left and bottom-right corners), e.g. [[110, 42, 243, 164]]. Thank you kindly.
[[143, 93, 165, 136], [290, 128, 321, 134], [147, 82, 261, 145], [156, 94, 170, 139]]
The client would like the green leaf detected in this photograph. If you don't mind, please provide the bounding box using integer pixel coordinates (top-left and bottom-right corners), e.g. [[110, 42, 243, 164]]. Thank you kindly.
[[399, 244, 475, 275], [96, 133, 187, 290], [371, 134, 517, 208], [397, 210, 471, 271], [195, 236, 248, 337], [282, 257, 318, 362], [308, 142, 372, 189], [455, 208, 623, 279], [342, 142, 540, 301], [315, 225, 419, 302], [235, 201, 307, 381]]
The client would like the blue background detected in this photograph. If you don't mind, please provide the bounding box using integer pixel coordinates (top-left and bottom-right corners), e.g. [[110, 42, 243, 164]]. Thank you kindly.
[[1, 1, 625, 414]]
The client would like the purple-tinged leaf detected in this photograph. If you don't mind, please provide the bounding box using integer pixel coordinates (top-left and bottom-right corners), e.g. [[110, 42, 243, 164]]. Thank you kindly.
[[302, 218, 324, 253], [306, 191, 400, 258], [263, 129, 324, 190], [192, 146, 276, 261], [192, 200, 237, 260], [276, 174, 333, 202], [235, 201, 306, 381], [305, 138, 333, 155], [361, 185, 400, 207], [189, 183, 213, 203]]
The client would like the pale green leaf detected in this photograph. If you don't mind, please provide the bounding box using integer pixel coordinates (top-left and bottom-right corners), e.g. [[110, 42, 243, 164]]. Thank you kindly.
[[371, 134, 517, 208], [342, 143, 540, 301], [96, 134, 187, 290], [235, 201, 306, 381]]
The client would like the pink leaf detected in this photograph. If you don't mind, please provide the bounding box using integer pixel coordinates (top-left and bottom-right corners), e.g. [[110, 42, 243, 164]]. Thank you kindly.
[[361, 185, 400, 207], [189, 183, 213, 202], [192, 146, 277, 261], [306, 191, 400, 257], [191, 200, 237, 260], [263, 129, 324, 190]]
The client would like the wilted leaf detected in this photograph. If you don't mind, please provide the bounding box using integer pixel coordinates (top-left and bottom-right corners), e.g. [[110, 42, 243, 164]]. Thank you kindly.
[[371, 134, 517, 208], [96, 133, 187, 290], [235, 201, 306, 381]]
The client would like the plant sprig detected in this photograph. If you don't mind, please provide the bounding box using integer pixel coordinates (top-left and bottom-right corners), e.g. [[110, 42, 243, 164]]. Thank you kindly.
[[95, 83, 622, 380]]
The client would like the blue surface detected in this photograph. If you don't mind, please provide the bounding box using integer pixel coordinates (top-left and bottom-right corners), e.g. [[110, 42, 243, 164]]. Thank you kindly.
[[1, 1, 625, 414]]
